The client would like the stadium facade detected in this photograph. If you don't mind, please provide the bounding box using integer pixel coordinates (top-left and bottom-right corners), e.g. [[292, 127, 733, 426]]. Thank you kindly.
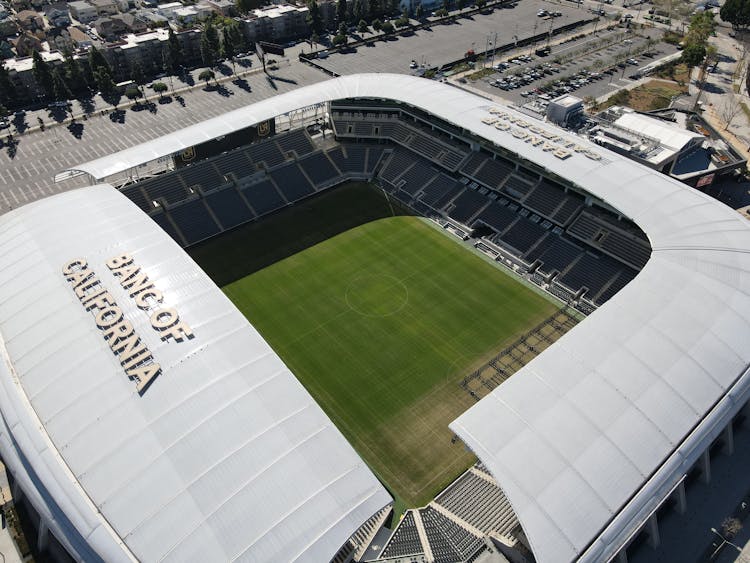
[[0, 74, 748, 562]]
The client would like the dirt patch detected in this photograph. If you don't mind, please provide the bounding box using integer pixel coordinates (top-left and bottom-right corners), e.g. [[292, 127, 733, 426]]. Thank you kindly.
[[600, 78, 688, 112]]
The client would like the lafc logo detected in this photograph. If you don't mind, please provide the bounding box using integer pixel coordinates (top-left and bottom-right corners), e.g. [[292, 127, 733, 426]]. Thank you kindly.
[[257, 121, 271, 137], [180, 147, 196, 162]]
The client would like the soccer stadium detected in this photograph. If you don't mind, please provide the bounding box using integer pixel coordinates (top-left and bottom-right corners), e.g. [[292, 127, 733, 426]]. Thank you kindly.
[[0, 73, 749, 563]]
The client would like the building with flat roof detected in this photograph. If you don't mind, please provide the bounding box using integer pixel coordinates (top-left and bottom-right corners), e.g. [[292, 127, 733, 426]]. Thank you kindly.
[[588, 106, 746, 187]]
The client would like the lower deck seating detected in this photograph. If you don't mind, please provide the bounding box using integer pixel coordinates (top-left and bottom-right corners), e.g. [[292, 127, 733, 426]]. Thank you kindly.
[[448, 189, 489, 224], [275, 128, 314, 158], [328, 145, 367, 174], [179, 163, 225, 192], [381, 511, 423, 559], [435, 470, 517, 536], [121, 184, 152, 213], [473, 202, 517, 233], [213, 150, 256, 179], [140, 173, 189, 205], [367, 147, 386, 174], [241, 180, 286, 216], [473, 157, 514, 191], [400, 160, 439, 195], [527, 235, 584, 276], [557, 252, 625, 301], [418, 175, 464, 209], [270, 163, 315, 202], [247, 139, 285, 168], [496, 217, 548, 256], [204, 187, 254, 229], [168, 199, 221, 245], [150, 211, 182, 244], [298, 152, 341, 187], [420, 507, 483, 563]]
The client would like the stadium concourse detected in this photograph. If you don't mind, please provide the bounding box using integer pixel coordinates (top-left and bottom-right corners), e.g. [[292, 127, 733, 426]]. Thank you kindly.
[[0, 73, 747, 563]]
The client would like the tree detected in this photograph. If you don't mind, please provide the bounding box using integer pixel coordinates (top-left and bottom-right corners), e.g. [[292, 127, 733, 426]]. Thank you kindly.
[[236, 0, 262, 12], [352, 0, 366, 24], [372, 18, 383, 30], [88, 46, 111, 76], [337, 0, 348, 26], [198, 68, 215, 86], [168, 28, 184, 71], [32, 51, 54, 100], [152, 81, 168, 99], [476, 0, 486, 9], [333, 33, 347, 45], [457, 0, 466, 10], [0, 64, 17, 108], [51, 68, 71, 102], [687, 11, 716, 43], [130, 61, 145, 91], [62, 50, 86, 96], [307, 0, 324, 35], [124, 85, 141, 102], [415, 4, 423, 18], [358, 18, 369, 32], [93, 67, 116, 97], [368, 0, 380, 20], [681, 41, 707, 66], [222, 26, 236, 60], [719, 94, 742, 130], [381, 20, 394, 33], [200, 22, 220, 68], [720, 0, 750, 28]]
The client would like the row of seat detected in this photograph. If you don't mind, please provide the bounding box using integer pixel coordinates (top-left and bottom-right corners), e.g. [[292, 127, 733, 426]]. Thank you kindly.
[[122, 129, 319, 213], [419, 507, 484, 563], [434, 470, 518, 536], [132, 141, 391, 248], [332, 111, 468, 171], [376, 151, 638, 306], [381, 512, 423, 559], [568, 209, 651, 269]]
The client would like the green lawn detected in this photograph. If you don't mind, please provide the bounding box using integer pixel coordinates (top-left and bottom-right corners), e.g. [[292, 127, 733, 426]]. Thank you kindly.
[[223, 215, 557, 508]]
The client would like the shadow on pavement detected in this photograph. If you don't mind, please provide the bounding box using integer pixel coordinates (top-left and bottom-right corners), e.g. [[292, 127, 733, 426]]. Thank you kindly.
[[109, 109, 126, 123], [233, 78, 251, 92], [68, 122, 84, 139]]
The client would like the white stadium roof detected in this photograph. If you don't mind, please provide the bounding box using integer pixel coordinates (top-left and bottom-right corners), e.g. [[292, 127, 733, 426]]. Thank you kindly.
[[0, 185, 390, 562], [34, 74, 750, 562]]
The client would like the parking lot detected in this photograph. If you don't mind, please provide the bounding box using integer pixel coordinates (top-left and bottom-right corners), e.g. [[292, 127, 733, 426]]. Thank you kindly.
[[313, 0, 593, 75], [0, 61, 324, 213], [469, 26, 679, 106]]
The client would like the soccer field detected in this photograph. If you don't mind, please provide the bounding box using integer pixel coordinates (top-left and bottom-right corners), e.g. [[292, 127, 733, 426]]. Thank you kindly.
[[223, 214, 557, 509]]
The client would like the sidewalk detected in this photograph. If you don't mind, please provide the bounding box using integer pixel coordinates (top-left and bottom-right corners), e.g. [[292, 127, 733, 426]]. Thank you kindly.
[[688, 32, 750, 169]]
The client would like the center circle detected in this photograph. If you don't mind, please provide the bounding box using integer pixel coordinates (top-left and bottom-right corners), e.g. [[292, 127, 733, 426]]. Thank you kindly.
[[345, 274, 409, 318]]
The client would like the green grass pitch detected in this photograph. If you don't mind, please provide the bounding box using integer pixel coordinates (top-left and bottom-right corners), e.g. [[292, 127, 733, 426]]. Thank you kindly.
[[222, 214, 557, 509]]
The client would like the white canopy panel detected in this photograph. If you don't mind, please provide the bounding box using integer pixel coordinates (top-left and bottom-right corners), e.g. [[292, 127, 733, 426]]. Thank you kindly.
[[62, 74, 750, 563], [0, 185, 391, 562]]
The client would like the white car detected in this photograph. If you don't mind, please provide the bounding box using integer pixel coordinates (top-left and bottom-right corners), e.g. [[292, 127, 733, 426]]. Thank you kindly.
[[410, 61, 418, 69]]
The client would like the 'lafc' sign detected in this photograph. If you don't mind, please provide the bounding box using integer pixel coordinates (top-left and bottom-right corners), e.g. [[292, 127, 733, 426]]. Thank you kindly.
[[63, 253, 194, 394]]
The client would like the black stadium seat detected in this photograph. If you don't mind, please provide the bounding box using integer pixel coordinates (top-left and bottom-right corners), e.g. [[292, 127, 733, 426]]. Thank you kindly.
[[241, 179, 286, 216]]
